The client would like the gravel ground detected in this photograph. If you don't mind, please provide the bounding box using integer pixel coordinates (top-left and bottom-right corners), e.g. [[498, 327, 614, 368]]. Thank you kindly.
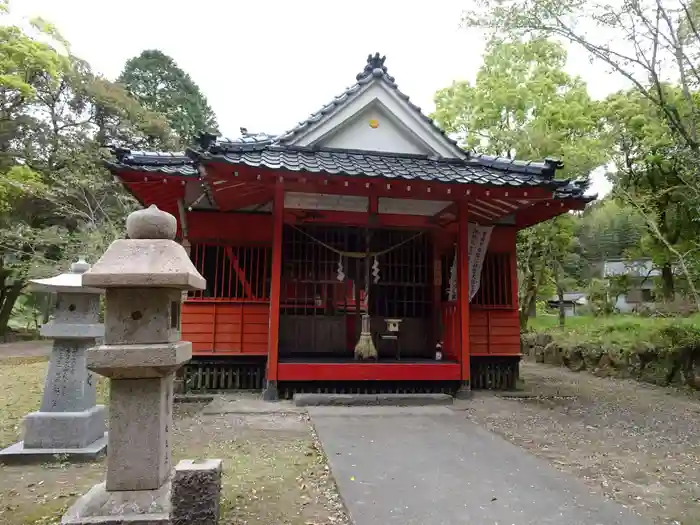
[[458, 361, 700, 525]]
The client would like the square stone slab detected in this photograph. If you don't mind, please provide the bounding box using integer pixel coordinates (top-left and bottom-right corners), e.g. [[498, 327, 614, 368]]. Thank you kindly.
[[61, 481, 170, 525], [0, 433, 107, 464]]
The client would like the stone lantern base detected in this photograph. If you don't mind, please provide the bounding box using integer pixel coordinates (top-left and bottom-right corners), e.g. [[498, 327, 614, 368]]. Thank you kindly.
[[61, 459, 223, 525], [0, 343, 108, 464], [0, 433, 108, 464]]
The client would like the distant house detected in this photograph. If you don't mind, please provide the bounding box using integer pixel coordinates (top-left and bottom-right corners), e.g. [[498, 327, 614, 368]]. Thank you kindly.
[[547, 292, 588, 317], [603, 259, 657, 313]]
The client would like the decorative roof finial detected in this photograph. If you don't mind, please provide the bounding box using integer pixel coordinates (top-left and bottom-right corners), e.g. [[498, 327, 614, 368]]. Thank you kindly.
[[357, 52, 394, 82], [196, 131, 217, 152]]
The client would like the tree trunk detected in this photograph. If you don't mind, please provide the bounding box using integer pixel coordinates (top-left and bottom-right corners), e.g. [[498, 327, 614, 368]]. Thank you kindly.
[[661, 263, 674, 300], [0, 280, 24, 338], [557, 286, 566, 328], [554, 260, 565, 327], [519, 280, 537, 330]]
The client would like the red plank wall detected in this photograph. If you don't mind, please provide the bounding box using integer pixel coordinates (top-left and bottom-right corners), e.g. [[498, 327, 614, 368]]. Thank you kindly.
[[182, 302, 270, 355], [470, 226, 520, 357], [183, 212, 273, 356]]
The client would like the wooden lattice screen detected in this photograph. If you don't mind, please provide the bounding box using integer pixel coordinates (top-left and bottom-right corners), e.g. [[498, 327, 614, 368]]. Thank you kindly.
[[471, 253, 513, 308], [188, 243, 272, 301], [441, 250, 513, 308]]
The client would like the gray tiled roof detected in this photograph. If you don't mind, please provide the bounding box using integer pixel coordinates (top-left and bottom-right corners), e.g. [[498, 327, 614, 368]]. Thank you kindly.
[[603, 259, 659, 277], [106, 150, 198, 177], [197, 143, 574, 190], [108, 144, 591, 200]]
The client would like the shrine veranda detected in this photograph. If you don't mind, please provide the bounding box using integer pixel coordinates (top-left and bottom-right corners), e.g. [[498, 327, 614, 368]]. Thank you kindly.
[[105, 53, 591, 396]]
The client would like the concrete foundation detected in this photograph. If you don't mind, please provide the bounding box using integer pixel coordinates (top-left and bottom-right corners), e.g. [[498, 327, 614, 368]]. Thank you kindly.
[[262, 380, 278, 401], [454, 380, 472, 399], [293, 393, 454, 407], [23, 405, 106, 449]]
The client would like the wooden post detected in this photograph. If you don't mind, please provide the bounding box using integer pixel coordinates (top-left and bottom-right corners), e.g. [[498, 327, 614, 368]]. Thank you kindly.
[[264, 181, 284, 400], [456, 200, 471, 397]]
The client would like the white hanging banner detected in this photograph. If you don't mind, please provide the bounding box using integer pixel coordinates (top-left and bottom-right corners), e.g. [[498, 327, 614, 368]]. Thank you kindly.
[[468, 223, 493, 301]]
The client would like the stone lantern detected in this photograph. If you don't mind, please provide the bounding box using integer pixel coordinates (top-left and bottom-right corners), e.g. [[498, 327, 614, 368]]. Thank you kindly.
[[0, 259, 107, 463], [63, 205, 222, 525]]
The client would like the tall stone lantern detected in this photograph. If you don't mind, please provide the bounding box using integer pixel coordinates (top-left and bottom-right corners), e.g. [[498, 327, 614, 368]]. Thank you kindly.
[[0, 259, 107, 463], [62, 205, 214, 524]]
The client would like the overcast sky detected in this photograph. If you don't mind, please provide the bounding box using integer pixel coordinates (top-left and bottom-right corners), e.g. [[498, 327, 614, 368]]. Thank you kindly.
[[12, 0, 625, 197]]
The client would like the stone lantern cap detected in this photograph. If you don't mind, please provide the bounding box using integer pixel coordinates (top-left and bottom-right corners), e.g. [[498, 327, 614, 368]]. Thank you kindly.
[[29, 259, 103, 295], [82, 205, 206, 290]]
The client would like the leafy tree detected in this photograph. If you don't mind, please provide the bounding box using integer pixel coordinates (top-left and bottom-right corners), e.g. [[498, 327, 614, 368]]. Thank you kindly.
[[0, 7, 173, 337], [602, 87, 699, 302], [568, 199, 646, 284], [463, 0, 700, 311], [118, 50, 219, 147], [432, 38, 606, 328]]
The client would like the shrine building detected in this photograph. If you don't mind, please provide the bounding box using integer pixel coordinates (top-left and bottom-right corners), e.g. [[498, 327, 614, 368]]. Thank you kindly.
[[105, 53, 591, 398]]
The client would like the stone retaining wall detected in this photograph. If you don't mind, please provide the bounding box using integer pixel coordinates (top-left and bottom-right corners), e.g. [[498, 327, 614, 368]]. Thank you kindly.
[[521, 332, 700, 389]]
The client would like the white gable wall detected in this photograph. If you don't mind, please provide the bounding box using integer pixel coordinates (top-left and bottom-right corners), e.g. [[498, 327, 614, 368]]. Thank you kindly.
[[322, 105, 429, 155], [288, 81, 465, 159]]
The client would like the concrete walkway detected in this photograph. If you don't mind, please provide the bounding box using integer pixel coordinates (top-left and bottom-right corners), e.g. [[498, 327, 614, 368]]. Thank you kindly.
[[309, 406, 650, 525]]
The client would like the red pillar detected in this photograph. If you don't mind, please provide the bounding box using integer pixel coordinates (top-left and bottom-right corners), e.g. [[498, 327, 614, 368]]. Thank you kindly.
[[457, 200, 471, 395], [264, 181, 284, 400]]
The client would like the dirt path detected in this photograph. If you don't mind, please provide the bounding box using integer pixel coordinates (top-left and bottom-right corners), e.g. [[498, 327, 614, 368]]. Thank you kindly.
[[459, 361, 700, 525]]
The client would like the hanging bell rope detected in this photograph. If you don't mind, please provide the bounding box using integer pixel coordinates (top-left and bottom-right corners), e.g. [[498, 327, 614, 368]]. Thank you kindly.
[[289, 224, 423, 259]]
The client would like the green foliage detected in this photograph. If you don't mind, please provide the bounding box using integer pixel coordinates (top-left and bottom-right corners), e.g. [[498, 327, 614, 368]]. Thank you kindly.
[[0, 6, 174, 337], [0, 21, 66, 100], [585, 276, 630, 316], [573, 199, 645, 265], [433, 38, 606, 179], [462, 0, 700, 310], [118, 50, 219, 147], [601, 87, 700, 299], [433, 37, 607, 328]]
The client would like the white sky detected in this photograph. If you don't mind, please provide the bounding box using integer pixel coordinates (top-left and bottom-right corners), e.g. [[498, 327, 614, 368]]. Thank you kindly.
[[11, 0, 623, 197]]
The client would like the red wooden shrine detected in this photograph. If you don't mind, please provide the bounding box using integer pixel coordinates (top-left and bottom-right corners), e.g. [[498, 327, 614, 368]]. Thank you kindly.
[[105, 53, 591, 396]]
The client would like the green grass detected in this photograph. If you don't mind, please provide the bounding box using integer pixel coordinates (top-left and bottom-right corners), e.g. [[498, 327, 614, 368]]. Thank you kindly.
[[528, 313, 700, 357], [528, 314, 602, 333]]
